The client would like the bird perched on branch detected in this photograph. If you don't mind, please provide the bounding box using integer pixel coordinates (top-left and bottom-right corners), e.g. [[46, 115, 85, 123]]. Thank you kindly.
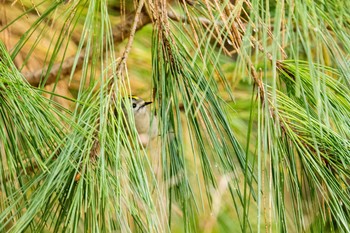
[[121, 96, 158, 147]]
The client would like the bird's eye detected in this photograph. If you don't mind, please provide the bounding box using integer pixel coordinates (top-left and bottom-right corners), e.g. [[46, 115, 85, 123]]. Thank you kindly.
[[132, 103, 137, 108]]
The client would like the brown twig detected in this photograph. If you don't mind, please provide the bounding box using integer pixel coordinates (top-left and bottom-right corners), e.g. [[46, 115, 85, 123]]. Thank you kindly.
[[84, 0, 147, 168], [23, 9, 151, 87], [115, 0, 146, 77]]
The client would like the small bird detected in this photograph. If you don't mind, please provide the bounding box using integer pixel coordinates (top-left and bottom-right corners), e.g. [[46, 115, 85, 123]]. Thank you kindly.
[[121, 96, 158, 147]]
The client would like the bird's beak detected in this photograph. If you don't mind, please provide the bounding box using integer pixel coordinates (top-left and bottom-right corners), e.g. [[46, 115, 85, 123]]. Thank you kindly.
[[144, 101, 152, 106]]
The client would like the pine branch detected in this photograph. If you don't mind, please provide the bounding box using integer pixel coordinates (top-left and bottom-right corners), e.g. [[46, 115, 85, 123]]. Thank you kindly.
[[23, 9, 151, 87]]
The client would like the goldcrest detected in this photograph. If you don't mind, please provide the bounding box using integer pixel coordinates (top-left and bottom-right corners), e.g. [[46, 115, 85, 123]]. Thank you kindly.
[[121, 96, 158, 147]]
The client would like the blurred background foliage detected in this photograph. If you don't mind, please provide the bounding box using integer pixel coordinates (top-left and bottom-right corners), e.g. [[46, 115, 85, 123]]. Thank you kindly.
[[0, 0, 350, 232]]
